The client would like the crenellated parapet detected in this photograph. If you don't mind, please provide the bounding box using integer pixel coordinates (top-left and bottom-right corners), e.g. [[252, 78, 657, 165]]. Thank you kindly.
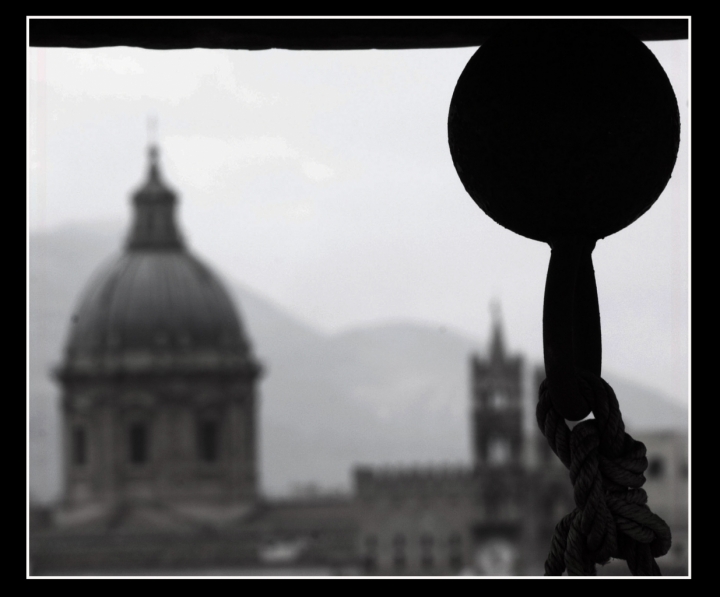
[[354, 465, 476, 501]]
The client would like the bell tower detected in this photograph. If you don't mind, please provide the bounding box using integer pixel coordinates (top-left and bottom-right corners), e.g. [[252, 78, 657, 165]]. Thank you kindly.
[[468, 303, 527, 574], [471, 303, 524, 469]]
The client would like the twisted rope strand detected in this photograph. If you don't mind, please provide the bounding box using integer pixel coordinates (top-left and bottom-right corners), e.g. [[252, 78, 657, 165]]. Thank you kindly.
[[545, 509, 578, 576], [536, 372, 672, 576]]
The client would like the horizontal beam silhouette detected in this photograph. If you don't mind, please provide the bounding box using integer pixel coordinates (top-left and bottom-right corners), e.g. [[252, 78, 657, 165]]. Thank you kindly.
[[30, 19, 688, 50]]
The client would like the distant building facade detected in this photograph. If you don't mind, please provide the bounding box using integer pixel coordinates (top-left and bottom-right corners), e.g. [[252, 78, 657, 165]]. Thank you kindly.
[[352, 315, 574, 576], [354, 466, 478, 575], [30, 146, 687, 576]]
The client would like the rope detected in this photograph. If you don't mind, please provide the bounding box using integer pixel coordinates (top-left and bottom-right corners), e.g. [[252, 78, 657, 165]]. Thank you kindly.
[[536, 371, 672, 576]]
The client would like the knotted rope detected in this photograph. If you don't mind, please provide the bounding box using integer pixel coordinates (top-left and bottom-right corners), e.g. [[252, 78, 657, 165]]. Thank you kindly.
[[536, 371, 672, 576]]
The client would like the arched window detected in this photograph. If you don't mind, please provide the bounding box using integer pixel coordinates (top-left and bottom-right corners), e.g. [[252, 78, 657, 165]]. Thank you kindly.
[[488, 437, 512, 465], [420, 534, 435, 570], [129, 423, 149, 464], [197, 419, 219, 462], [72, 425, 87, 466], [490, 390, 508, 410], [364, 535, 378, 572], [648, 457, 665, 479]]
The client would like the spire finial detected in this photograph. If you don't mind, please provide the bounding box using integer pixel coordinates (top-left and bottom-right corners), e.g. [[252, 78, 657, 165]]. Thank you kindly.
[[146, 115, 160, 179], [490, 299, 502, 325], [489, 299, 505, 362], [147, 114, 158, 147]]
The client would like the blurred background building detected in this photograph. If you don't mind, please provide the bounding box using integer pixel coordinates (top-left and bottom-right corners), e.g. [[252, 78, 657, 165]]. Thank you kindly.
[[29, 146, 688, 576]]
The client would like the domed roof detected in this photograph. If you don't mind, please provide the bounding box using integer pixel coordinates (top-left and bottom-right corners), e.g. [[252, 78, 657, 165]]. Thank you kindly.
[[61, 146, 259, 378]]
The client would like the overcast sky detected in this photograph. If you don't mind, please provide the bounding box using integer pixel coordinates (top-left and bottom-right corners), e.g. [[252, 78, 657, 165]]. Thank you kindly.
[[27, 37, 689, 405]]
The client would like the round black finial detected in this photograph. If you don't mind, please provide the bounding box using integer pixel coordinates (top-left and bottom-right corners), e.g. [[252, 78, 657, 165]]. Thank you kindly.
[[448, 21, 680, 243]]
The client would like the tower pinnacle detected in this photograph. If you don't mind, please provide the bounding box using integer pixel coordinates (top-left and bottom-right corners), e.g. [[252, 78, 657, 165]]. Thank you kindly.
[[147, 114, 158, 145], [489, 300, 505, 362]]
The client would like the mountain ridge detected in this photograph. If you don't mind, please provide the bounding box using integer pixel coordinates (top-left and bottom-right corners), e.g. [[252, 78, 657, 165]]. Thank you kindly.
[[29, 223, 688, 501]]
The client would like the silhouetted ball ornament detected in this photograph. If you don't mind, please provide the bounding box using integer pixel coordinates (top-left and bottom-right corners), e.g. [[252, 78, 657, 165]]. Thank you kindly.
[[448, 22, 680, 243]]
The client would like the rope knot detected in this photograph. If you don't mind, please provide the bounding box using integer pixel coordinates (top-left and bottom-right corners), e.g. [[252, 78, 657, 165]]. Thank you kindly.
[[537, 371, 672, 576]]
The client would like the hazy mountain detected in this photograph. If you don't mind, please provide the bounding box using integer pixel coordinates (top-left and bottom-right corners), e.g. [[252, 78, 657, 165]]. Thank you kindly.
[[29, 222, 127, 504], [28, 223, 688, 502]]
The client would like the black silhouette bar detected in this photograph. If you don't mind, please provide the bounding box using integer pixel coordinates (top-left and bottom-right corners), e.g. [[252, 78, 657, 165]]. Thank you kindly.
[[29, 19, 688, 50]]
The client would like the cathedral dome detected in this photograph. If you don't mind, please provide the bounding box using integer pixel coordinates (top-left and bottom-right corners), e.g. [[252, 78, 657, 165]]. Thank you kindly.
[[60, 146, 259, 378]]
